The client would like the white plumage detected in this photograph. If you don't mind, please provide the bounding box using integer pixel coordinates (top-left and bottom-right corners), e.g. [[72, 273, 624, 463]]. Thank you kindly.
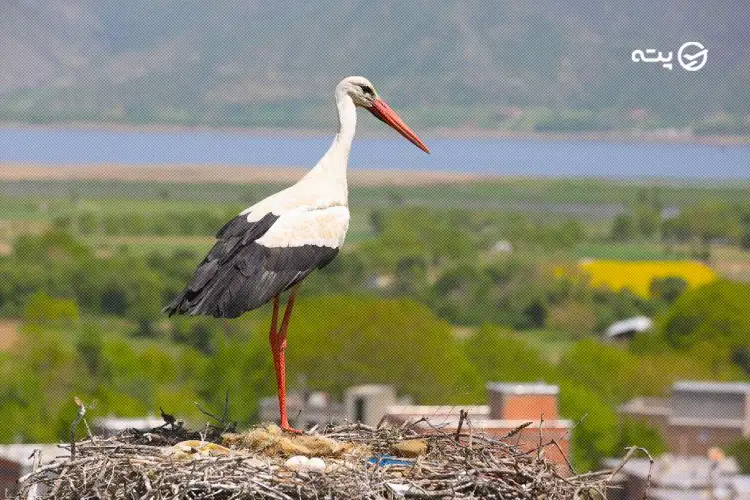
[[255, 206, 350, 249]]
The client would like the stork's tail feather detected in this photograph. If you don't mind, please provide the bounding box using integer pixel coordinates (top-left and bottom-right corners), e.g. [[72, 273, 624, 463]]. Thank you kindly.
[[162, 291, 190, 317], [162, 268, 274, 319]]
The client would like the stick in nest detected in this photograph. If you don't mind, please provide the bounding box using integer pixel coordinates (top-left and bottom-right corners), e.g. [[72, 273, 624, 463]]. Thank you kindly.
[[69, 397, 87, 461]]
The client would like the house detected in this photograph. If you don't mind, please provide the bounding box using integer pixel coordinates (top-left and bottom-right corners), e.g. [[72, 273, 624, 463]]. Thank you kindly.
[[344, 384, 398, 427], [0, 458, 21, 497], [491, 240, 513, 254], [259, 390, 346, 429], [260, 384, 415, 429], [0, 444, 66, 496], [619, 381, 750, 456], [605, 453, 750, 500], [384, 382, 573, 469], [604, 316, 653, 341]]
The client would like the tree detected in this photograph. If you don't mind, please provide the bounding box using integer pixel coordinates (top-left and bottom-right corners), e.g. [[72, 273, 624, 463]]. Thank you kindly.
[[99, 259, 165, 335], [662, 203, 742, 259], [726, 438, 750, 474], [76, 326, 105, 377], [633, 204, 660, 239], [198, 296, 484, 423], [610, 215, 635, 241], [199, 331, 275, 423], [278, 296, 481, 404], [462, 324, 553, 383], [558, 338, 742, 406], [662, 281, 750, 353], [649, 276, 687, 304], [429, 258, 550, 329], [545, 302, 597, 337], [558, 381, 619, 472], [171, 317, 221, 355], [615, 419, 667, 458], [23, 291, 79, 325], [14, 230, 92, 263]]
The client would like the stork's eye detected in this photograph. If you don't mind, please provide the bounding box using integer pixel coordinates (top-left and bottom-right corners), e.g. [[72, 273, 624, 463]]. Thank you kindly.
[[359, 85, 375, 96]]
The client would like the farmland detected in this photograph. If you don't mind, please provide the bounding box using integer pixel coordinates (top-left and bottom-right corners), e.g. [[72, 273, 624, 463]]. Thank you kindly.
[[579, 260, 718, 297], [1, 169, 750, 471]]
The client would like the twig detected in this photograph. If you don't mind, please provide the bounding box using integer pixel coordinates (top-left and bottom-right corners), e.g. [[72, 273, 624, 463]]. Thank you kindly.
[[70, 397, 86, 461], [498, 421, 532, 440], [606, 446, 654, 500], [376, 414, 388, 430], [454, 409, 468, 442], [551, 438, 577, 475], [221, 391, 231, 425], [537, 413, 545, 460], [194, 402, 224, 425], [160, 407, 177, 429]]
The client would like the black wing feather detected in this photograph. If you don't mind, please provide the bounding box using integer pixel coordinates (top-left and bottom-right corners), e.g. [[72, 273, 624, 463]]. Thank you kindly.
[[163, 212, 339, 318]]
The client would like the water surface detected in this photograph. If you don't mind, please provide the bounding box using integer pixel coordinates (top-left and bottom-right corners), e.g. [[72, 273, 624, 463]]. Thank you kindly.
[[0, 127, 747, 180]]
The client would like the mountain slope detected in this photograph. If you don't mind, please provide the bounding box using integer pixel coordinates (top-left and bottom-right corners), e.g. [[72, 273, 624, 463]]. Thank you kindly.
[[1, 0, 748, 130]]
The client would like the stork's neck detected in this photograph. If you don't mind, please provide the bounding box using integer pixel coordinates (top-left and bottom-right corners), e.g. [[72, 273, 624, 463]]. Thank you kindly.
[[302, 91, 356, 195]]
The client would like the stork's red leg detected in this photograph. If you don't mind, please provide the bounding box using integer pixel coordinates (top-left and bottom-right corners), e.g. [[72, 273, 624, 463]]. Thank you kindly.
[[271, 284, 302, 433], [269, 295, 280, 395]]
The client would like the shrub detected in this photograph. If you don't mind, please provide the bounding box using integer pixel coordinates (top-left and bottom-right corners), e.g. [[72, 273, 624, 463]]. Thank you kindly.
[[23, 291, 79, 325], [726, 438, 750, 474], [462, 324, 554, 382], [662, 281, 750, 352]]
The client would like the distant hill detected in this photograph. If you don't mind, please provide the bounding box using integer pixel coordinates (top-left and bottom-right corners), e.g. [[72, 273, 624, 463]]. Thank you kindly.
[[1, 0, 748, 132]]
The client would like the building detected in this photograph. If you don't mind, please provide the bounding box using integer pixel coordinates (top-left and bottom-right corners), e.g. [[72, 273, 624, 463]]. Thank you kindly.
[[0, 444, 65, 496], [605, 454, 750, 500], [603, 316, 653, 341], [619, 381, 750, 455], [344, 385, 397, 427], [92, 415, 166, 437], [384, 382, 573, 468], [0, 458, 21, 497], [259, 384, 412, 429], [259, 390, 346, 429]]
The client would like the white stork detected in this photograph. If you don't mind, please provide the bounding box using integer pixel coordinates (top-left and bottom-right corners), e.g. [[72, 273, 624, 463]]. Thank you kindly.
[[164, 76, 429, 432]]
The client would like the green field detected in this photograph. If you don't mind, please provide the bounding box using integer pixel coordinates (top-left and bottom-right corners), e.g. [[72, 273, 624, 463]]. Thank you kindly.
[[3, 177, 750, 265]]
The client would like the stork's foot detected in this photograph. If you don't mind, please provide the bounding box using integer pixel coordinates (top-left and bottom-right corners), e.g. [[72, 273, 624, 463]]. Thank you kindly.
[[280, 423, 304, 434]]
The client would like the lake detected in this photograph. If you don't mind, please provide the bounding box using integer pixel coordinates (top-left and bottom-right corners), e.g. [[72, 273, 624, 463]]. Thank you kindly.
[[0, 127, 748, 180]]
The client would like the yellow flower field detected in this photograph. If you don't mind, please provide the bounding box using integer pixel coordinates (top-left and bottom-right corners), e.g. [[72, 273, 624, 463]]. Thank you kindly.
[[579, 259, 718, 297]]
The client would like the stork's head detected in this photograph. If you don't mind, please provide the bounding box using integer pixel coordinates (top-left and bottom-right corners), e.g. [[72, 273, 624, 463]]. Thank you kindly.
[[338, 76, 430, 154]]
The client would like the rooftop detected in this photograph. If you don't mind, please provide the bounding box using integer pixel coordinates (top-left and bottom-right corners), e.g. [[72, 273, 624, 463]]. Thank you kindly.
[[669, 416, 747, 429], [618, 396, 671, 415], [485, 382, 560, 395], [605, 454, 740, 490], [93, 415, 165, 433], [343, 384, 396, 395], [385, 405, 491, 417], [604, 316, 653, 339], [0, 444, 67, 473], [408, 417, 574, 430], [673, 380, 750, 394]]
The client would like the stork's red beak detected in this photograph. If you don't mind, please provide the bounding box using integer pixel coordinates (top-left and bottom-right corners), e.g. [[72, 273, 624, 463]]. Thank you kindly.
[[368, 98, 430, 153]]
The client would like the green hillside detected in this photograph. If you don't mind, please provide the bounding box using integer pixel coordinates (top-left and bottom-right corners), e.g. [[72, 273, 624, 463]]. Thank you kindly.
[[1, 0, 748, 132]]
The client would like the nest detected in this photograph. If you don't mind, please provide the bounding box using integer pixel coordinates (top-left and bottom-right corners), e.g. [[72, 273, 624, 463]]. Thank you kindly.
[[15, 421, 613, 499]]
